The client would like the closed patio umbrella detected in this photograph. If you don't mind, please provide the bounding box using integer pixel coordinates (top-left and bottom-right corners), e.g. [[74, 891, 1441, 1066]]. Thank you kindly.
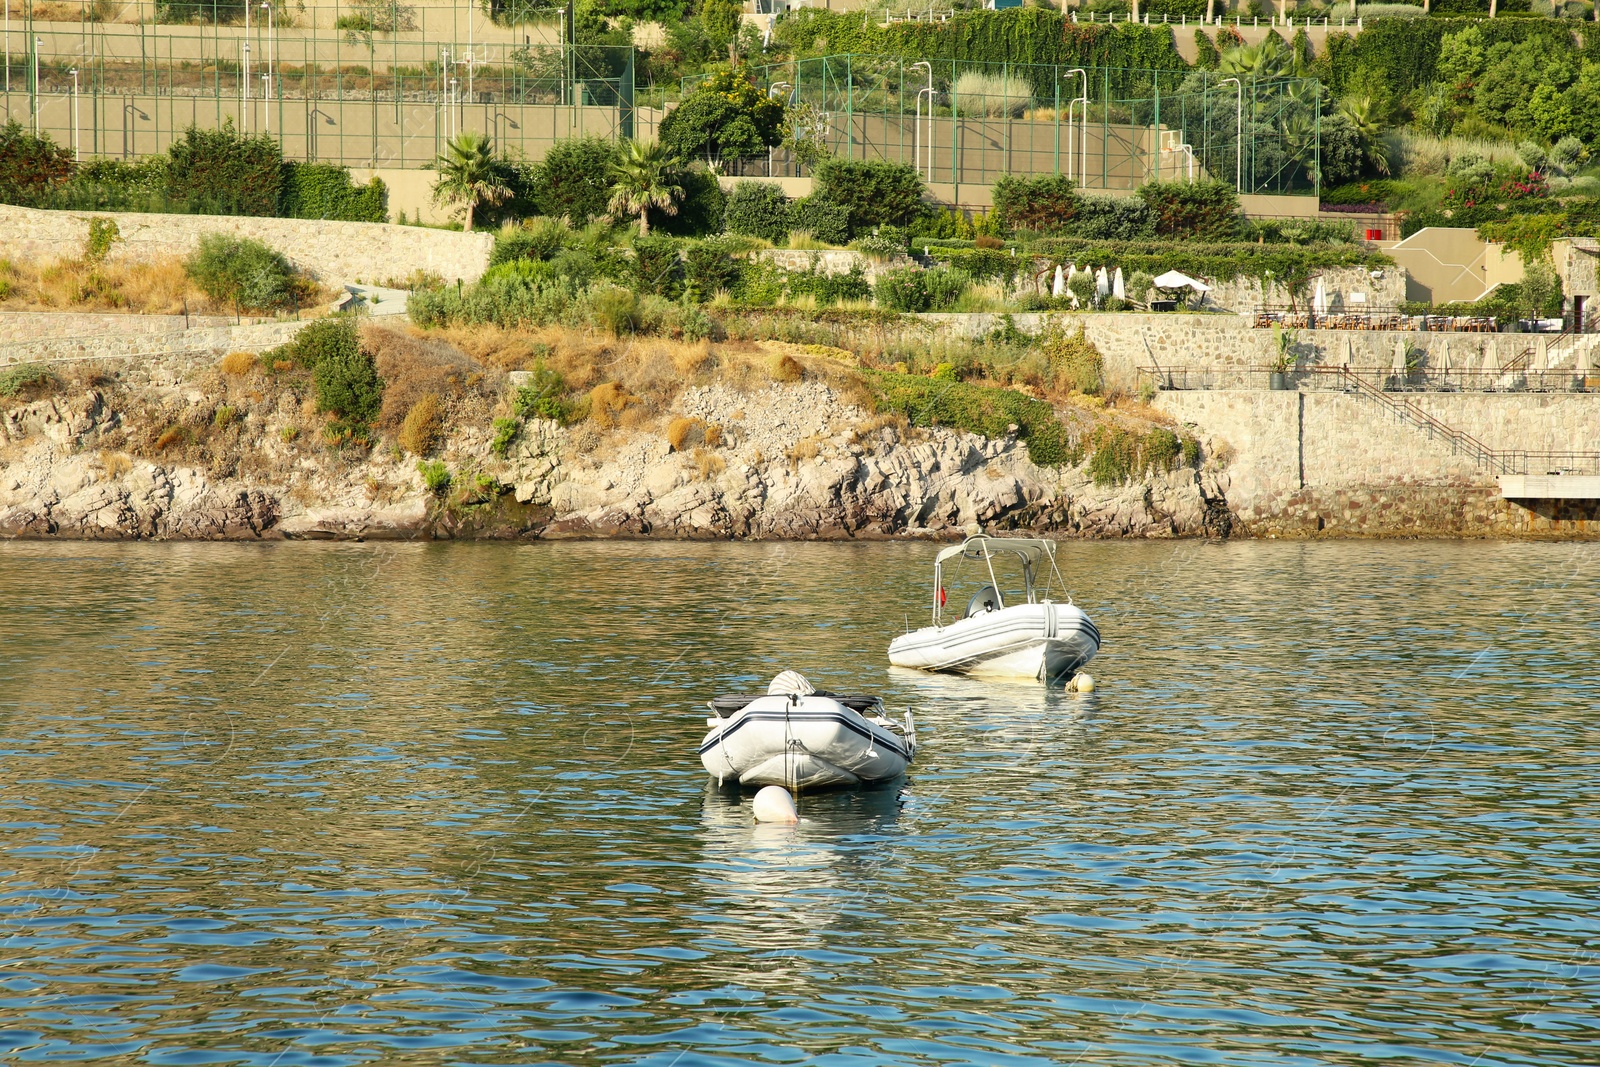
[[1438, 337, 1452, 375], [1393, 339, 1407, 375], [1313, 279, 1328, 316], [1113, 267, 1126, 301], [1096, 266, 1110, 298], [1052, 264, 1065, 298]]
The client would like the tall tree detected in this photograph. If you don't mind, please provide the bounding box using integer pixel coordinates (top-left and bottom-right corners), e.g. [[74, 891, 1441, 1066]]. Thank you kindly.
[[607, 139, 685, 236], [431, 131, 511, 232]]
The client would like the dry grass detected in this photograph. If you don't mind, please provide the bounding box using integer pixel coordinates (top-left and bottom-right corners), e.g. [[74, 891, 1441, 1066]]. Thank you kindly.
[[361, 323, 490, 432], [219, 351, 256, 376], [692, 448, 726, 480], [770, 354, 804, 383], [0, 255, 207, 315], [1385, 130, 1523, 178], [96, 450, 132, 478], [399, 394, 443, 456], [788, 436, 822, 463], [667, 416, 705, 452], [154, 427, 185, 451], [588, 381, 636, 430]]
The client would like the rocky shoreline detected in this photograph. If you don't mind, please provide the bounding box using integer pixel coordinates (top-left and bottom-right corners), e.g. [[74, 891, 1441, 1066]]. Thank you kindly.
[[0, 372, 1236, 542]]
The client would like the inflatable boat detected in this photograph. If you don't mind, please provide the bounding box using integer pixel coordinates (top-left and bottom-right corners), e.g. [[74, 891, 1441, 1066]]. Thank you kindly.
[[888, 535, 1100, 683], [700, 671, 915, 791]]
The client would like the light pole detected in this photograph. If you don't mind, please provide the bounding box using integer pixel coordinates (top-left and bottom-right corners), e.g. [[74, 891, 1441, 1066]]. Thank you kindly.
[[260, 2, 275, 123], [69, 66, 78, 161], [907, 62, 933, 182], [1219, 76, 1242, 191], [5, 2, 10, 95], [1064, 68, 1087, 183], [32, 36, 40, 134], [261, 73, 270, 132], [440, 47, 451, 139], [242, 0, 250, 132], [767, 81, 790, 176]]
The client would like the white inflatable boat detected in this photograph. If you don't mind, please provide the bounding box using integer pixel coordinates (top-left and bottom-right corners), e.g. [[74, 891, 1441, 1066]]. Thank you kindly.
[[888, 535, 1100, 683], [700, 671, 915, 791]]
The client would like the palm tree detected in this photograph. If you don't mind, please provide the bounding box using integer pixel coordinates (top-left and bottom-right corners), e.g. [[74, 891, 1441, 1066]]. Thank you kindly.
[[1339, 94, 1393, 176], [431, 131, 511, 232], [607, 139, 684, 237]]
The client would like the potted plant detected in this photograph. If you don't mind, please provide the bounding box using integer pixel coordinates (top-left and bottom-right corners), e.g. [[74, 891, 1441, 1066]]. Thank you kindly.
[[1270, 324, 1295, 390]]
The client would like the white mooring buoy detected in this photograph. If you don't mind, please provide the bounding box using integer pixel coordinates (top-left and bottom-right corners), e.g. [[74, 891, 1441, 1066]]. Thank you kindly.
[[1072, 672, 1096, 693], [752, 785, 799, 824]]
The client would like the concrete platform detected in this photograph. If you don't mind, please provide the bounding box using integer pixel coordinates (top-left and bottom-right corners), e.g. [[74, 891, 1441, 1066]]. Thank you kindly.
[[1499, 475, 1600, 500]]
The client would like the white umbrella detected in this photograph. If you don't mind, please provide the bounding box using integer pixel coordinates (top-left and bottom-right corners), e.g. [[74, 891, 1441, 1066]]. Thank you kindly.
[[1113, 267, 1126, 301], [1534, 337, 1548, 372], [1313, 279, 1328, 316], [1485, 340, 1500, 373], [1345, 337, 1356, 369], [1052, 264, 1065, 298], [1066, 263, 1078, 286], [1393, 339, 1407, 375], [1151, 269, 1212, 292], [1095, 266, 1110, 298], [1438, 337, 1451, 374]]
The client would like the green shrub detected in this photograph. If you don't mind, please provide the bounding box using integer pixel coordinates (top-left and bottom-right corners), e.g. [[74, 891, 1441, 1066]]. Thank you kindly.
[[185, 234, 298, 311], [1038, 324, 1104, 395], [789, 196, 852, 246], [0, 363, 54, 398], [490, 218, 568, 266], [1136, 179, 1240, 240], [314, 345, 384, 424], [526, 136, 620, 223], [923, 267, 972, 310], [490, 417, 521, 456], [0, 120, 73, 207], [725, 181, 793, 244], [655, 166, 727, 238], [589, 286, 640, 335], [1061, 196, 1155, 241], [279, 162, 387, 222], [939, 248, 1021, 286], [418, 459, 452, 495], [513, 364, 569, 422], [812, 159, 926, 236], [865, 369, 1077, 467], [269, 316, 359, 371], [1085, 425, 1193, 486], [993, 174, 1080, 234], [165, 122, 283, 216], [873, 267, 930, 312], [684, 238, 743, 299], [632, 235, 683, 297], [85, 218, 120, 263]]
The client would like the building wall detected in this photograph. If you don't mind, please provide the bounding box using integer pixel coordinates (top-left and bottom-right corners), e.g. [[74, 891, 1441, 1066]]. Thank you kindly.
[[0, 204, 493, 285]]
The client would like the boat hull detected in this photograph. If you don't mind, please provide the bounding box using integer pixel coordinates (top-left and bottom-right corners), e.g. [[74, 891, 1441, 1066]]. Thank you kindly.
[[700, 695, 913, 791], [887, 601, 1100, 682]]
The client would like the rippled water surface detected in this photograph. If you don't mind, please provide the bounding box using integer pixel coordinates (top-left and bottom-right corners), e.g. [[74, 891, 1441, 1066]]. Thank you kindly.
[[2, 539, 1598, 1066]]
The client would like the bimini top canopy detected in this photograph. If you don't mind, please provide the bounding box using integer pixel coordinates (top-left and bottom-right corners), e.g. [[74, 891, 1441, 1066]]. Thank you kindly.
[[934, 535, 1058, 567]]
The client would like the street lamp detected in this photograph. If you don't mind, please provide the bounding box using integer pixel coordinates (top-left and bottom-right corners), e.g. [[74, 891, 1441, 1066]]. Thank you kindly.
[[908, 61, 932, 182], [767, 81, 790, 176], [1219, 76, 1242, 192], [260, 2, 275, 116], [1064, 68, 1087, 183], [32, 36, 41, 134], [242, 0, 250, 132], [261, 73, 270, 132], [69, 66, 78, 161]]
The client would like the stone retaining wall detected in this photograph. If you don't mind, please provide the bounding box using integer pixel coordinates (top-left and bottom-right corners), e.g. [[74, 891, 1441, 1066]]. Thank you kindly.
[[0, 319, 305, 368], [0, 206, 493, 286], [1156, 389, 1600, 536]]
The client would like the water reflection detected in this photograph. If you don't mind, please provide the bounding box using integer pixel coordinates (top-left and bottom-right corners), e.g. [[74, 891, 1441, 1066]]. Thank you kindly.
[[0, 539, 1596, 1066]]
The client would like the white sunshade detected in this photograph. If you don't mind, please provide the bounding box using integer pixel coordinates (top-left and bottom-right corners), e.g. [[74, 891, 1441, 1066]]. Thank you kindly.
[[1052, 265, 1065, 298], [1095, 266, 1110, 298], [1438, 337, 1452, 372], [1313, 279, 1328, 315], [1393, 339, 1407, 373], [1151, 269, 1211, 292], [933, 535, 1058, 567], [1113, 266, 1126, 301]]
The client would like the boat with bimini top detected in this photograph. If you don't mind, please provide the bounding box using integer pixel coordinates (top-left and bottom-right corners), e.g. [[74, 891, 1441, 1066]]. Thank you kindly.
[[887, 534, 1100, 683]]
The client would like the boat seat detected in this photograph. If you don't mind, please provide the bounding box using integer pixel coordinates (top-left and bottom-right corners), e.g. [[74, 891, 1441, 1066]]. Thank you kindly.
[[966, 585, 1001, 618], [710, 693, 881, 714]]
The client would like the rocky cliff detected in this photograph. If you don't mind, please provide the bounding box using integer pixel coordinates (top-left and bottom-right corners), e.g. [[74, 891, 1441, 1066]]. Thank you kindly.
[[0, 353, 1233, 542]]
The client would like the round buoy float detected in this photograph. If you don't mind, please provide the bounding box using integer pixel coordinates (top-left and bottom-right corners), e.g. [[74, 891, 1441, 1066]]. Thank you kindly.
[[752, 785, 799, 824], [1072, 672, 1095, 693]]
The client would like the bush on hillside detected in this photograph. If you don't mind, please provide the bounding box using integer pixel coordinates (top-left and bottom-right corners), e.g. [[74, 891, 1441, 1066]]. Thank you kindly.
[[185, 234, 300, 311], [725, 181, 793, 243], [165, 122, 283, 216], [654, 166, 727, 237], [1136, 179, 1241, 240], [812, 159, 926, 236], [313, 342, 385, 425], [874, 267, 930, 312], [0, 121, 73, 207], [526, 136, 620, 223], [279, 162, 388, 222], [789, 196, 852, 246], [864, 368, 1076, 468], [993, 174, 1080, 234]]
